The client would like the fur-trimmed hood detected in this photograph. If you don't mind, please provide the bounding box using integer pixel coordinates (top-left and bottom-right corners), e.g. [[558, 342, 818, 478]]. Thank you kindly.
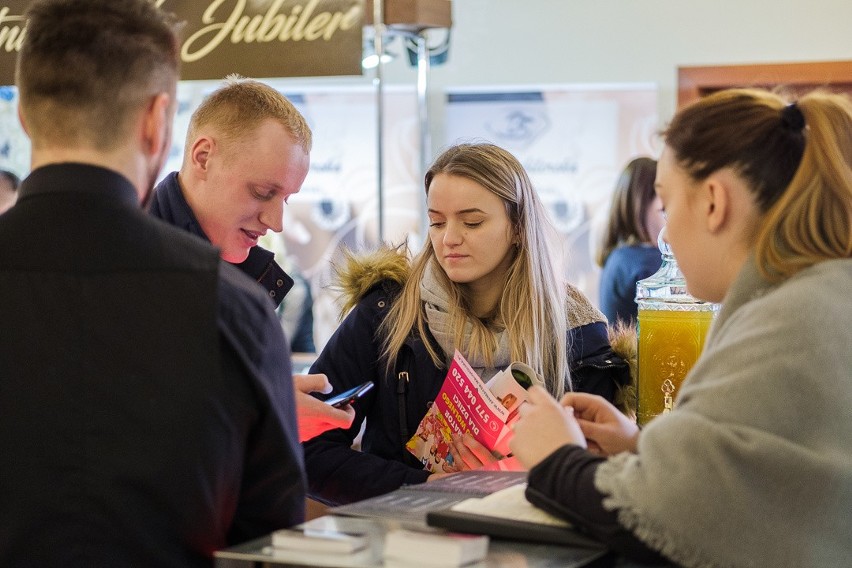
[[330, 243, 638, 414], [331, 243, 608, 326], [331, 243, 411, 318], [609, 321, 638, 417]]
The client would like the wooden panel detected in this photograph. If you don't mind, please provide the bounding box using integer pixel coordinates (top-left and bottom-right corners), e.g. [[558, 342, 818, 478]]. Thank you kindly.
[[364, 0, 452, 30], [678, 60, 852, 108]]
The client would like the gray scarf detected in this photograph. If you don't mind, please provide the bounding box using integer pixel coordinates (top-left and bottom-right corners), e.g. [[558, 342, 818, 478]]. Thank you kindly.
[[594, 257, 852, 567], [419, 261, 510, 380]]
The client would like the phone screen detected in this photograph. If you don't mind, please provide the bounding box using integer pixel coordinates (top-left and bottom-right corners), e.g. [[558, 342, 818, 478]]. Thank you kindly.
[[324, 381, 374, 408]]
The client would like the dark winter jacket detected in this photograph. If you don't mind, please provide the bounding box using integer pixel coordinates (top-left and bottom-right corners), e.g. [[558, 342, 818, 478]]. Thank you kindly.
[[304, 248, 633, 505]]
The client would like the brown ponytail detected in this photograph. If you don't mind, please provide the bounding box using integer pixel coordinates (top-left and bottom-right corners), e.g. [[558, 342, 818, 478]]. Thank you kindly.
[[664, 88, 852, 281]]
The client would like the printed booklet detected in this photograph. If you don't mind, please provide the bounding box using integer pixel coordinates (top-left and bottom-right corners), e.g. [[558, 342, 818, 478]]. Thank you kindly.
[[405, 350, 536, 472]]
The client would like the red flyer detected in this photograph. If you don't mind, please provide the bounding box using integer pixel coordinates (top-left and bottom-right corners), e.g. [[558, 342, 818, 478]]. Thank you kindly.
[[406, 350, 533, 472]]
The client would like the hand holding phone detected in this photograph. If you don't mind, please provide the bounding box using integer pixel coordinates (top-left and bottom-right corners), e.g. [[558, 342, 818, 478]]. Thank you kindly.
[[324, 381, 374, 408], [294, 374, 356, 441]]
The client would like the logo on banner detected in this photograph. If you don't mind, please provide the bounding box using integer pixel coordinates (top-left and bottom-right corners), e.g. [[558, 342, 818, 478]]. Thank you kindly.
[[0, 0, 365, 85]]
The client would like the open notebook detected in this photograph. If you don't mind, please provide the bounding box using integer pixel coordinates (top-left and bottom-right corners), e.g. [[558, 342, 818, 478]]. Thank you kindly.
[[329, 470, 528, 525], [331, 470, 603, 550], [426, 482, 604, 549]]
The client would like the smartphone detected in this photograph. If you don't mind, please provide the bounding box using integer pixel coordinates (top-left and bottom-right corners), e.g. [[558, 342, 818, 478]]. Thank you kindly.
[[324, 381, 374, 408]]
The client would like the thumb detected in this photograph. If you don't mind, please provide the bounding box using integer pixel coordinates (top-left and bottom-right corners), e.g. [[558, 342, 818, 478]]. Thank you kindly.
[[526, 385, 555, 406], [293, 373, 331, 394]]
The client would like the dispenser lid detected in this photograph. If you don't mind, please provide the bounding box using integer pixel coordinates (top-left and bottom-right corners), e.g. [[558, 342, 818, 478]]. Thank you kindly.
[[635, 226, 716, 309]]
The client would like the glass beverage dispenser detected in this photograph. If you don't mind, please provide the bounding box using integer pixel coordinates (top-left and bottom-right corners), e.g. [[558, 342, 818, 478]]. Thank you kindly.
[[635, 229, 718, 426]]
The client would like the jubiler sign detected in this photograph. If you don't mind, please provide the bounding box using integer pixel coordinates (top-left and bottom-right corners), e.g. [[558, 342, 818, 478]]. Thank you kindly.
[[0, 0, 365, 85]]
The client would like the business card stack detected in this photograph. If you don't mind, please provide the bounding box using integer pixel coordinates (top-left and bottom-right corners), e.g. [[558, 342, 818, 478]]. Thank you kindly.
[[271, 528, 368, 553], [383, 528, 489, 567], [265, 527, 377, 565]]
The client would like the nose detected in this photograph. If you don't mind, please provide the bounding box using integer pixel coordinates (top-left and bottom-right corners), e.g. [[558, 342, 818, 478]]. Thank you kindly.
[[259, 198, 284, 233], [442, 221, 463, 246]]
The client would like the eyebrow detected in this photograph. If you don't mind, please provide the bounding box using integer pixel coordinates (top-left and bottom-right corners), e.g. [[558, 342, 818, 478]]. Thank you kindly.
[[427, 207, 488, 215]]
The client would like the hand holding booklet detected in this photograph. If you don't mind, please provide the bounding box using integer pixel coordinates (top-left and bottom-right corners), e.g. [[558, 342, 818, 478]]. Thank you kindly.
[[405, 350, 536, 472]]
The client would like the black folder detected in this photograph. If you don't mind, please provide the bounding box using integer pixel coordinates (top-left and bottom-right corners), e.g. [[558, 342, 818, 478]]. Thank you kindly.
[[426, 506, 604, 549]]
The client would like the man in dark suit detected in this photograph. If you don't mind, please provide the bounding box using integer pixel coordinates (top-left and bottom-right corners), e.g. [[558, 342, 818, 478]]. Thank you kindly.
[[0, 1, 305, 565]]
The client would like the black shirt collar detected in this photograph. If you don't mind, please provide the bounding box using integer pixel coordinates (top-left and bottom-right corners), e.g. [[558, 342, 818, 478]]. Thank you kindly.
[[21, 163, 139, 207]]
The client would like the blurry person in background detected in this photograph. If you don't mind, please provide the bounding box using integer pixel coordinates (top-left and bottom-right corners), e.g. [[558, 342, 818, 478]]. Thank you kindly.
[[148, 77, 352, 440], [0, 168, 20, 214], [596, 157, 665, 325], [258, 232, 317, 354], [278, 260, 316, 354]]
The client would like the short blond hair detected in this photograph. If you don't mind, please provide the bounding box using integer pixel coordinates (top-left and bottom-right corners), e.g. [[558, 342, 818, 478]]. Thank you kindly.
[[184, 75, 312, 162]]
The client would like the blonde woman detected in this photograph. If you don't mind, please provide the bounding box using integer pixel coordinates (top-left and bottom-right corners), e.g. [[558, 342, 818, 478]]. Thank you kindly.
[[512, 89, 852, 566], [304, 143, 632, 505]]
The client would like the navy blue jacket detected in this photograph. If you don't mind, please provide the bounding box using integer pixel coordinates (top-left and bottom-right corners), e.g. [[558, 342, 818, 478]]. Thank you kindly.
[[149, 172, 293, 307], [304, 280, 631, 505], [599, 244, 662, 325]]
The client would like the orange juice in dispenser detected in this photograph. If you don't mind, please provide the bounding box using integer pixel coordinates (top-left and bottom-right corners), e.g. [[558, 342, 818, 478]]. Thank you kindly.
[[635, 231, 718, 426]]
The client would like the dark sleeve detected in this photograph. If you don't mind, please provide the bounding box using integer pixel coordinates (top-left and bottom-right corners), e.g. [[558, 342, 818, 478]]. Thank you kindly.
[[525, 445, 667, 564], [217, 266, 307, 543], [568, 321, 631, 404], [303, 291, 431, 506]]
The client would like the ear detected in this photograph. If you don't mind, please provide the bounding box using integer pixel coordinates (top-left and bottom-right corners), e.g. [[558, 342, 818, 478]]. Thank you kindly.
[[17, 103, 29, 136], [187, 135, 214, 181], [141, 92, 171, 157], [702, 174, 730, 234]]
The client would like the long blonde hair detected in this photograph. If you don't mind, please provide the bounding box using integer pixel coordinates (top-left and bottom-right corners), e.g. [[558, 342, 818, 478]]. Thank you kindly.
[[379, 143, 570, 397], [664, 88, 852, 281]]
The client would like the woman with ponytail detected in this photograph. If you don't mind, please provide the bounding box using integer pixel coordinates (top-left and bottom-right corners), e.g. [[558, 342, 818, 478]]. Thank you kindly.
[[511, 88, 852, 567]]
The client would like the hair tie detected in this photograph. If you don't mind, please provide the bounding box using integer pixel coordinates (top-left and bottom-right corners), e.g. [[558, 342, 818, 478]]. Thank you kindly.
[[780, 103, 806, 131]]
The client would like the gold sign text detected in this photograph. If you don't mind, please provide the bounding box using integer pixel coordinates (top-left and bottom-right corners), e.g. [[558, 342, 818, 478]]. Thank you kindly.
[[182, 0, 361, 62]]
